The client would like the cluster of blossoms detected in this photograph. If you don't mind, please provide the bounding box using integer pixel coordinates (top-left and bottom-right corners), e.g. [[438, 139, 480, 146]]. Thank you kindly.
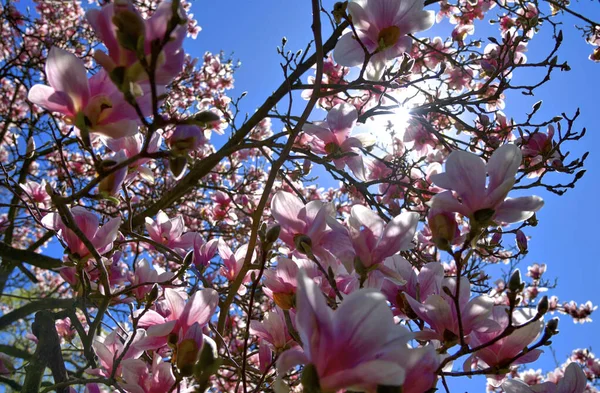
[[0, 0, 597, 392]]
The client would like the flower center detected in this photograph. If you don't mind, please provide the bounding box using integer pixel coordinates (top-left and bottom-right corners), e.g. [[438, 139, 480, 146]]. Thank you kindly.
[[377, 26, 402, 50]]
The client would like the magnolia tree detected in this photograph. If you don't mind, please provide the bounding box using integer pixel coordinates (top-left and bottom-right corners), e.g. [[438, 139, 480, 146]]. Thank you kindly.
[[0, 0, 598, 392]]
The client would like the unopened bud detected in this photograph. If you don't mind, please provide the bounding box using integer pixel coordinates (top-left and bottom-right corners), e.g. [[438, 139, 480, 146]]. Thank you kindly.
[[190, 111, 221, 126], [546, 317, 559, 335], [516, 230, 528, 253], [537, 295, 549, 316], [301, 363, 321, 393], [508, 269, 523, 293], [169, 155, 188, 179], [490, 231, 502, 246], [176, 339, 200, 376], [266, 225, 281, 243], [26, 137, 35, 158], [332, 1, 348, 24], [428, 212, 458, 251], [147, 284, 159, 303], [112, 9, 146, 53]]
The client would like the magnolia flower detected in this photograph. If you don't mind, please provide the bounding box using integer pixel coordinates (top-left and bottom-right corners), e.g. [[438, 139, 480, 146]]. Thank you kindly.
[[277, 270, 413, 392], [405, 276, 499, 344], [348, 205, 419, 271], [98, 150, 129, 197], [145, 210, 195, 253], [104, 132, 163, 182], [86, 0, 186, 86], [42, 207, 121, 258], [90, 329, 145, 377], [303, 103, 373, 180], [333, 0, 434, 80], [380, 257, 444, 317], [192, 234, 219, 269], [429, 144, 544, 225], [270, 191, 337, 257], [168, 125, 208, 156], [121, 355, 176, 393], [464, 306, 544, 373], [218, 241, 256, 282], [250, 309, 296, 352], [502, 363, 587, 393], [129, 259, 174, 300], [263, 257, 300, 310], [20, 180, 51, 207], [28, 47, 142, 138], [137, 288, 219, 352]]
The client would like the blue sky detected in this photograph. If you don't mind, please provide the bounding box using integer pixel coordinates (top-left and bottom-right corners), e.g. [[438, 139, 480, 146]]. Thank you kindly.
[[188, 0, 600, 390]]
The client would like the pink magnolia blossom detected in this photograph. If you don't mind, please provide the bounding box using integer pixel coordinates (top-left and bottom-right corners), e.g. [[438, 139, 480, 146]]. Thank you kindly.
[[250, 309, 296, 352], [104, 132, 163, 182], [90, 329, 145, 377], [27, 47, 141, 139], [192, 233, 219, 269], [168, 125, 209, 156], [86, 1, 186, 86], [429, 144, 544, 225], [121, 355, 176, 393], [263, 257, 299, 310], [218, 241, 256, 282], [333, 0, 434, 80], [129, 259, 175, 301], [405, 276, 499, 344], [137, 288, 219, 351], [42, 207, 121, 258], [20, 180, 51, 207], [277, 270, 414, 392], [347, 204, 419, 270], [270, 191, 337, 256], [464, 306, 544, 374], [380, 257, 444, 316], [144, 210, 195, 254], [502, 362, 588, 393], [303, 103, 373, 180], [98, 150, 128, 197]]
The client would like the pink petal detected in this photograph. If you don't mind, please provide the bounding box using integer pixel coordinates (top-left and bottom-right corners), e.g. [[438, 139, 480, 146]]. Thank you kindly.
[[46, 47, 90, 112], [27, 85, 74, 115], [494, 196, 544, 224], [333, 32, 365, 67], [326, 103, 358, 135], [487, 144, 522, 193], [180, 288, 219, 328], [271, 191, 306, 235]]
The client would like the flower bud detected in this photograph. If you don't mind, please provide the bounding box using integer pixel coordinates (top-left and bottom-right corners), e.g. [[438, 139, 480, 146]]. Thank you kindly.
[[169, 155, 188, 179], [26, 137, 35, 158], [508, 269, 523, 294], [516, 230, 528, 253], [332, 1, 348, 24], [265, 225, 281, 243], [112, 7, 146, 53], [301, 363, 321, 393], [176, 338, 200, 376], [490, 231, 502, 246], [428, 212, 458, 251], [537, 295, 549, 316], [546, 317, 559, 335]]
